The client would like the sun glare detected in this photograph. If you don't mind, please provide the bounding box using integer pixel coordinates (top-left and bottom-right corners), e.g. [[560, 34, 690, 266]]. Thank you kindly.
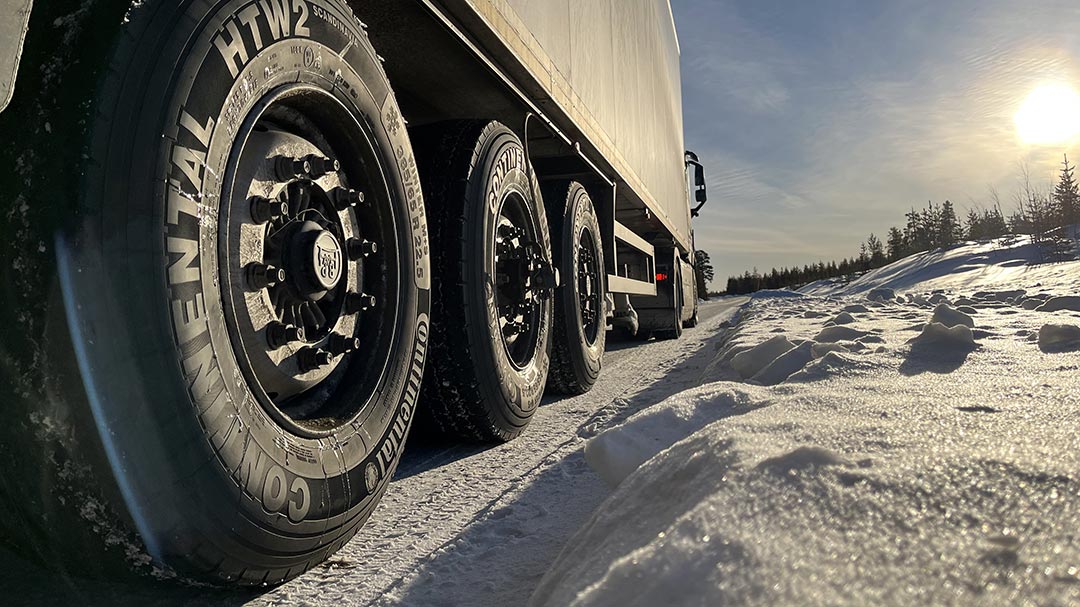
[[1015, 83, 1080, 145]]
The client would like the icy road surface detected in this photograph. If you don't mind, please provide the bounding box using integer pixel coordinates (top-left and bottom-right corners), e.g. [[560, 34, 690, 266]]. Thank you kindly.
[[0, 299, 743, 606]]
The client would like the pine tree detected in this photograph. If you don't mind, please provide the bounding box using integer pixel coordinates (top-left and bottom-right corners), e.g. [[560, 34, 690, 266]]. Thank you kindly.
[[693, 250, 714, 299], [965, 208, 983, 240], [866, 233, 886, 266], [886, 227, 905, 260], [1053, 153, 1079, 228], [938, 200, 960, 246], [984, 206, 1007, 239]]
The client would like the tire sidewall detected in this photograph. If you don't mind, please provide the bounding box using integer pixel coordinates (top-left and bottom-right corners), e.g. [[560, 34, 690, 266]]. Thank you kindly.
[[77, 0, 429, 576], [465, 127, 552, 434], [559, 183, 605, 381]]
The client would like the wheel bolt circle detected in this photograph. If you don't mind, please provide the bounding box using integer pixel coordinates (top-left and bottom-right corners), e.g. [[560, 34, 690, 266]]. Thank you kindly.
[[246, 263, 285, 290], [347, 238, 378, 260], [267, 322, 305, 349], [298, 347, 334, 372], [250, 196, 289, 224], [345, 292, 377, 314]]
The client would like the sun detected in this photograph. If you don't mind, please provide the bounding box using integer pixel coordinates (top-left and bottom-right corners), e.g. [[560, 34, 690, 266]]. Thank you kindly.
[[1015, 83, 1080, 145]]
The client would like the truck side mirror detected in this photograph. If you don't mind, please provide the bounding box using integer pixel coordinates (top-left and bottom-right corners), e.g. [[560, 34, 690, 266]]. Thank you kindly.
[[685, 151, 708, 217]]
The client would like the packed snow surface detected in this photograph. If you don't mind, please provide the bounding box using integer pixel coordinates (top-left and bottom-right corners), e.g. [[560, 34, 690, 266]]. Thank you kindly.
[[533, 240, 1080, 606], [800, 237, 1080, 296]]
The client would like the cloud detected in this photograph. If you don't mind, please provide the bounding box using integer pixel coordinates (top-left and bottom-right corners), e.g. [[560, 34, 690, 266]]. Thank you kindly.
[[674, 0, 1080, 285]]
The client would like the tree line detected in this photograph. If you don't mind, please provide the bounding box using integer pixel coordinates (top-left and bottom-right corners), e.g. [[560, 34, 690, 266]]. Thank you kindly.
[[725, 155, 1080, 296]]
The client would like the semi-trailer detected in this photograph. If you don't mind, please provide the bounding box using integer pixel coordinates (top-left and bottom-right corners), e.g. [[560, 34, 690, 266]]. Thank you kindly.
[[0, 0, 708, 584]]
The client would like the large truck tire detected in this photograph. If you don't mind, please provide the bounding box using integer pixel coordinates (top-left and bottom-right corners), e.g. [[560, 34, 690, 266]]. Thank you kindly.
[[0, 0, 429, 585], [545, 181, 606, 395], [415, 121, 554, 442]]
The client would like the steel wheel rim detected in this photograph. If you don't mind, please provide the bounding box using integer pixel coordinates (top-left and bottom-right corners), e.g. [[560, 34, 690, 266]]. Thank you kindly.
[[218, 85, 401, 438], [577, 226, 602, 346], [493, 189, 545, 370]]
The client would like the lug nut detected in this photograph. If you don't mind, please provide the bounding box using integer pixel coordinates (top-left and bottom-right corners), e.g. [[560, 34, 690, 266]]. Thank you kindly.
[[250, 196, 289, 224], [503, 322, 523, 337], [304, 155, 339, 178], [273, 155, 338, 181], [266, 322, 305, 349], [274, 156, 308, 181], [246, 263, 285, 290], [331, 187, 366, 211], [345, 292, 377, 313], [346, 238, 378, 260], [328, 332, 361, 355], [298, 347, 334, 372]]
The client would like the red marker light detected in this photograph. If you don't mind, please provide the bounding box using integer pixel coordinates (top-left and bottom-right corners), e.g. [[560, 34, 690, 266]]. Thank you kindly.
[[656, 272, 669, 282]]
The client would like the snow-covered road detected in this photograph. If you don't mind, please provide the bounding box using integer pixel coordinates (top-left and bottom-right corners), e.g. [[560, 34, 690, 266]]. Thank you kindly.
[[255, 299, 742, 607], [0, 299, 744, 606]]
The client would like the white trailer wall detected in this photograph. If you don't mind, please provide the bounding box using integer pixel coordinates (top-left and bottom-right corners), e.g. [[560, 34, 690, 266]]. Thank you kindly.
[[465, 0, 691, 249]]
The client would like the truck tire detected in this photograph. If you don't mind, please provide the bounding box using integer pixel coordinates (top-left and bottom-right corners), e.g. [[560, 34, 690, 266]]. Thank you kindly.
[[655, 256, 684, 340], [415, 121, 554, 442], [1, 0, 429, 585], [545, 181, 606, 395]]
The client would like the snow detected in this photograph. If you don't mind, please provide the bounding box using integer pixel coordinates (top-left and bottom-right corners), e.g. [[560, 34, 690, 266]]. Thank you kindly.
[[750, 340, 814, 386], [907, 321, 977, 352], [799, 237, 1080, 297], [1038, 296, 1080, 312], [812, 325, 868, 343], [533, 238, 1080, 607], [930, 303, 975, 328], [730, 335, 795, 379], [1038, 324, 1080, 352], [748, 289, 805, 299]]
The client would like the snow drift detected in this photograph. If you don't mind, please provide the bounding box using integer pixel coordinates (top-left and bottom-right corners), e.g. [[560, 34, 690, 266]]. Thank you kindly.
[[532, 238, 1080, 607]]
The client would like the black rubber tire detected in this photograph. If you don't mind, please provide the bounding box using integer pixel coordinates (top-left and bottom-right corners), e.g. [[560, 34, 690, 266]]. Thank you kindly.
[[414, 121, 553, 442], [0, 0, 430, 586], [545, 182, 606, 395], [655, 256, 684, 340]]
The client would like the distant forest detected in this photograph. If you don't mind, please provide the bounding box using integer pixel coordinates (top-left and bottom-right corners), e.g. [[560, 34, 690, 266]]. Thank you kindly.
[[724, 155, 1080, 295]]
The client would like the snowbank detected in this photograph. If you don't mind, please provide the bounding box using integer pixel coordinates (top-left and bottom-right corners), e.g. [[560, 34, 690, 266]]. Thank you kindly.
[[799, 237, 1080, 297], [533, 238, 1080, 607]]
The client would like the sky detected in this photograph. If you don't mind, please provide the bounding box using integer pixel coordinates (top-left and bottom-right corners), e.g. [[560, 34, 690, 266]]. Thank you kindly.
[[671, 0, 1080, 287]]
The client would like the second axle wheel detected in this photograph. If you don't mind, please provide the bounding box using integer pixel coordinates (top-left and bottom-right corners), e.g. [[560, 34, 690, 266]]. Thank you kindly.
[[545, 181, 606, 395], [416, 121, 554, 442]]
